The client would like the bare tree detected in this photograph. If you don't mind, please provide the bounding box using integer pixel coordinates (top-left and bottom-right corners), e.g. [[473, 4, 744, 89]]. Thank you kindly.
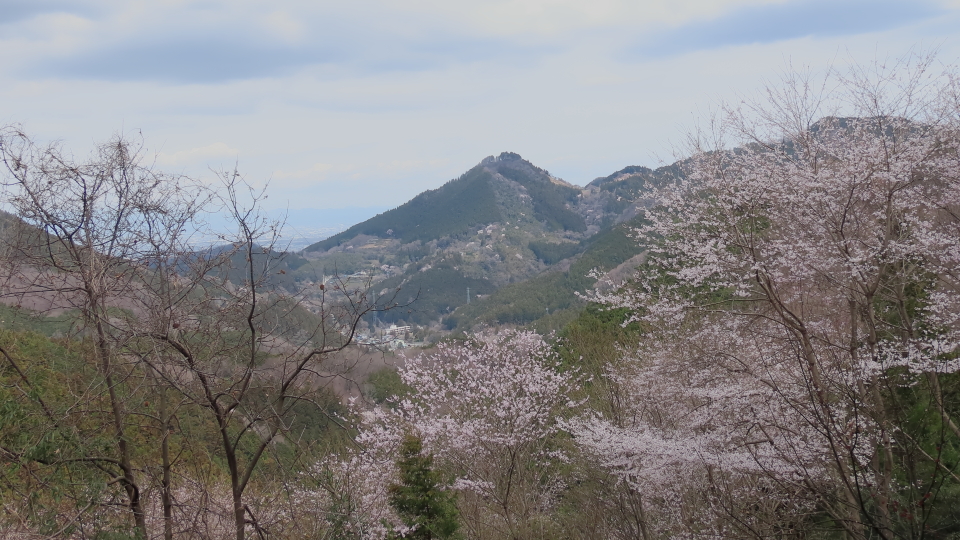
[[0, 126, 211, 538], [0, 128, 397, 539], [132, 168, 398, 540]]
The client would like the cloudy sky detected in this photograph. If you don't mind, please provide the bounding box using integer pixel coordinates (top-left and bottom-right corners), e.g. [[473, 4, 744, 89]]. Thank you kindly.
[[2, 0, 959, 227]]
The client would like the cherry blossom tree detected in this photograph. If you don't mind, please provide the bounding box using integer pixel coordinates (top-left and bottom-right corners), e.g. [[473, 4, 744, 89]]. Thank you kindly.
[[316, 330, 581, 540], [576, 52, 960, 538]]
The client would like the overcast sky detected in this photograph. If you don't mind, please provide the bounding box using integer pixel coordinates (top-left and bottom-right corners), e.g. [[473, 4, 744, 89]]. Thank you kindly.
[[2, 0, 959, 218]]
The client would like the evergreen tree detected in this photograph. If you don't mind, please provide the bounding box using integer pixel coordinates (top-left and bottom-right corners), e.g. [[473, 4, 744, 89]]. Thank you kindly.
[[388, 434, 460, 540]]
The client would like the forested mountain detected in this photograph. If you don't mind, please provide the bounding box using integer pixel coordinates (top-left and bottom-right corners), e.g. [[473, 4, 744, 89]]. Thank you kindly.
[[446, 215, 647, 330], [290, 152, 676, 332], [307, 165, 502, 250], [0, 149, 667, 335], [306, 151, 593, 254]]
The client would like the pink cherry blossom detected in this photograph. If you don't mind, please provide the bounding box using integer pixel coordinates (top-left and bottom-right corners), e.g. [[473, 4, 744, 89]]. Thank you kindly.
[[577, 53, 960, 538]]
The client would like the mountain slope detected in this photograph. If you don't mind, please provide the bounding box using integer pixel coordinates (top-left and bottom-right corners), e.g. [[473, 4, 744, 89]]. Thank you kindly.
[[287, 153, 679, 334], [307, 165, 501, 251], [447, 215, 648, 331], [486, 152, 586, 232], [305, 152, 594, 254]]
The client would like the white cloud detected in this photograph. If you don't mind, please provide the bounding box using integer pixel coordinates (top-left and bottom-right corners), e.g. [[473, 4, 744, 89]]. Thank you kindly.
[[1, 0, 958, 215], [156, 142, 239, 167], [375, 0, 783, 37], [264, 10, 306, 44]]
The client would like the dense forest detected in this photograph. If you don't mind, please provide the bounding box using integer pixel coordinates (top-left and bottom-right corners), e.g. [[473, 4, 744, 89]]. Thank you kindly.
[[450, 217, 646, 328], [2, 54, 960, 540]]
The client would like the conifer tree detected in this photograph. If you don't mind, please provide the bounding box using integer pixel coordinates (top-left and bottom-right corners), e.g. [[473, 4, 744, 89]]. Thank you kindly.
[[388, 434, 460, 540]]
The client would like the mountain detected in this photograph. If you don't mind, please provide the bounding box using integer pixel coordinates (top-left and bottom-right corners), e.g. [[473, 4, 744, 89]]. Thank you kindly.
[[443, 162, 688, 332], [305, 152, 588, 253], [0, 151, 678, 338], [1, 145, 685, 340], [4, 117, 934, 339], [283, 153, 680, 335], [445, 214, 648, 332]]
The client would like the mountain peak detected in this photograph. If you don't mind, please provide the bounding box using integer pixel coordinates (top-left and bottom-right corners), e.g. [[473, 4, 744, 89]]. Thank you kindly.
[[479, 152, 578, 189], [306, 152, 593, 253], [480, 151, 524, 165]]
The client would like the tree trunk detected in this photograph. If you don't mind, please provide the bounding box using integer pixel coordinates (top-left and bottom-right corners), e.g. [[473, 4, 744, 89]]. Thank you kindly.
[[161, 388, 173, 540]]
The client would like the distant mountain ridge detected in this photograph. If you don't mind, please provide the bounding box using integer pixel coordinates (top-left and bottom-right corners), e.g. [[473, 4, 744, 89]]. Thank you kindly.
[[292, 152, 681, 333], [306, 152, 593, 253], [2, 149, 678, 335]]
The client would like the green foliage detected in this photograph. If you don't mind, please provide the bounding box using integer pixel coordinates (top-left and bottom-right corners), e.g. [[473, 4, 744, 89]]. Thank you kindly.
[[887, 370, 960, 537], [453, 217, 646, 329], [528, 240, 581, 265], [560, 303, 640, 341], [528, 306, 581, 335], [367, 367, 410, 405], [459, 271, 572, 326], [388, 434, 460, 540], [242, 384, 355, 463], [376, 264, 496, 326], [0, 304, 78, 337], [554, 303, 643, 422], [495, 165, 586, 232], [0, 327, 356, 535], [0, 330, 128, 535], [556, 303, 639, 374], [308, 167, 501, 251]]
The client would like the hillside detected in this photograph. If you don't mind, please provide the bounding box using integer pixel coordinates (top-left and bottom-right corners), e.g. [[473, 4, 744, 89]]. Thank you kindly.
[[281, 153, 682, 335], [306, 152, 594, 252], [446, 215, 649, 332], [307, 165, 502, 251]]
